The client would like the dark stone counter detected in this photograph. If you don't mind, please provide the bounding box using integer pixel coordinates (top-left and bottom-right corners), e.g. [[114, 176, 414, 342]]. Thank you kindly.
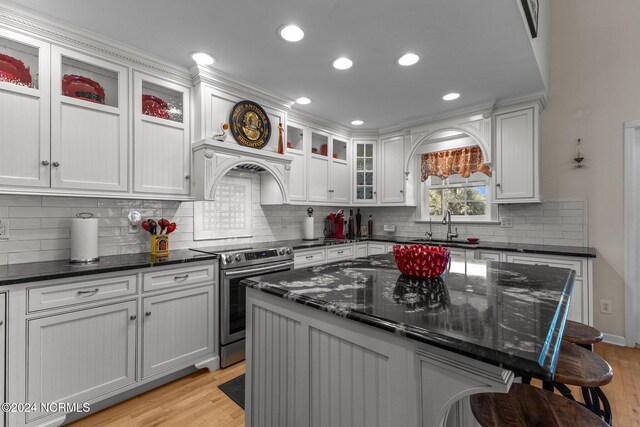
[[0, 250, 218, 286], [242, 254, 574, 380]]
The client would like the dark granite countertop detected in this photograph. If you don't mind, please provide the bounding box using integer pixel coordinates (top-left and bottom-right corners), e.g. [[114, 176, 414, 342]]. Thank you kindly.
[[242, 254, 574, 380], [0, 250, 218, 287], [288, 235, 597, 258]]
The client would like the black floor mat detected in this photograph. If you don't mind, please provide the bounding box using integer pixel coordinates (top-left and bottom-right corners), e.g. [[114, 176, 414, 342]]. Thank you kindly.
[[218, 374, 245, 410]]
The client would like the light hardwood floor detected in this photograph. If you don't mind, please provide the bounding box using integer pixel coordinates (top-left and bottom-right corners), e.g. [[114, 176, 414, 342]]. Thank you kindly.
[[69, 343, 639, 427]]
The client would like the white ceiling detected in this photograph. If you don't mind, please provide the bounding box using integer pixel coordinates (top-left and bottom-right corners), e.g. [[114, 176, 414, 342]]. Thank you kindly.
[[9, 0, 544, 129]]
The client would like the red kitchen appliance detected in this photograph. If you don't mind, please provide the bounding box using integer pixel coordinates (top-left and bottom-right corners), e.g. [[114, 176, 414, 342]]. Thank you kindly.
[[324, 210, 345, 239]]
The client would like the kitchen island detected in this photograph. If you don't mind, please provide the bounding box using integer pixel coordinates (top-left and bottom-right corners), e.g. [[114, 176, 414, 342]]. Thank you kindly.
[[241, 254, 574, 427]]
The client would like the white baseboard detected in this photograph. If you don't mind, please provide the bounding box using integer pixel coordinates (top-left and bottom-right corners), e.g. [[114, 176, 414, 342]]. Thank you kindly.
[[602, 333, 627, 346]]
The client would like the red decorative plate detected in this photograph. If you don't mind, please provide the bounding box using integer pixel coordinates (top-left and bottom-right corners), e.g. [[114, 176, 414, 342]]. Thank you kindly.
[[62, 74, 105, 104], [467, 238, 479, 244], [0, 54, 32, 86], [142, 94, 169, 119]]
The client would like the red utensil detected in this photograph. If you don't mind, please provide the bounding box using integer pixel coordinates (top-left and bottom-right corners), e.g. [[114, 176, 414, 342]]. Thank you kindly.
[[62, 74, 105, 104], [167, 222, 177, 234], [141, 220, 150, 233]]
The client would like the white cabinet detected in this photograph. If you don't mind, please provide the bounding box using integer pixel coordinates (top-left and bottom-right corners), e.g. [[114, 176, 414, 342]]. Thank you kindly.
[[494, 106, 540, 203], [354, 140, 377, 203], [294, 247, 327, 269], [0, 29, 51, 188], [142, 286, 214, 379], [355, 243, 368, 258], [476, 250, 502, 262], [27, 301, 137, 422], [50, 46, 129, 192], [330, 160, 350, 203], [133, 71, 190, 196], [504, 253, 591, 325], [286, 122, 307, 201], [380, 136, 405, 203], [327, 244, 354, 261], [308, 129, 331, 202], [0, 293, 4, 427]]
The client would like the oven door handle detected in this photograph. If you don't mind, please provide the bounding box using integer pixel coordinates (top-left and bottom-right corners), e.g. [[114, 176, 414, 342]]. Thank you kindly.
[[223, 261, 295, 278]]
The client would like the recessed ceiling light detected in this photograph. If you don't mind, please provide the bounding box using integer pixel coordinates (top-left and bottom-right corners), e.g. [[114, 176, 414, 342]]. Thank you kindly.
[[397, 53, 420, 66], [351, 120, 364, 126], [443, 92, 460, 101], [191, 52, 215, 66], [332, 57, 353, 70], [278, 24, 305, 42], [295, 97, 311, 105]]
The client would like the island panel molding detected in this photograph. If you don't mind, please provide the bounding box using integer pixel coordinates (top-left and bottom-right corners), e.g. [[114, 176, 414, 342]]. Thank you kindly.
[[245, 287, 516, 427]]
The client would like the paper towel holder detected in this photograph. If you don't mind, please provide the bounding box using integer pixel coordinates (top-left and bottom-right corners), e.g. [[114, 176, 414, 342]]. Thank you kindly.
[[70, 212, 100, 264]]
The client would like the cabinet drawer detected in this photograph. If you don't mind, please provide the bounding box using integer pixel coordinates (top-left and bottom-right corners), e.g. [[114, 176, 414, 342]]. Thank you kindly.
[[477, 251, 502, 262], [504, 254, 583, 277], [368, 243, 387, 255], [294, 249, 326, 268], [143, 264, 215, 293], [327, 245, 354, 261], [28, 275, 137, 313]]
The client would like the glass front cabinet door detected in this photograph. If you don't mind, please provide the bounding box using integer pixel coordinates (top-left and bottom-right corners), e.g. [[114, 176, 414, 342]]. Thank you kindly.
[[133, 71, 190, 196], [0, 29, 51, 188], [50, 46, 129, 192], [354, 140, 377, 203]]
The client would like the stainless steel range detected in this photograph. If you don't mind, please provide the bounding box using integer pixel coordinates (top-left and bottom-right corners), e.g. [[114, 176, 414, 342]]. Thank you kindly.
[[191, 244, 294, 368]]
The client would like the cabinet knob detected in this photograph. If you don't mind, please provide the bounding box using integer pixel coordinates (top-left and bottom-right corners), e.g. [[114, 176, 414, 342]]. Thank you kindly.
[[496, 183, 501, 187], [145, 311, 152, 317], [130, 315, 137, 320], [185, 175, 190, 180], [400, 190, 404, 193], [0, 320, 3, 326], [41, 160, 50, 166], [52, 162, 60, 167]]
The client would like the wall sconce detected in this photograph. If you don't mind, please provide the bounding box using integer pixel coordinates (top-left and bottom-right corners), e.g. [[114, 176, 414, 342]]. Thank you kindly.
[[574, 138, 585, 168]]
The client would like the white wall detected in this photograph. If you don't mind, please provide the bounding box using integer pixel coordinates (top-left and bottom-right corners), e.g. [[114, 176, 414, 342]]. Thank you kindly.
[[540, 0, 640, 338]]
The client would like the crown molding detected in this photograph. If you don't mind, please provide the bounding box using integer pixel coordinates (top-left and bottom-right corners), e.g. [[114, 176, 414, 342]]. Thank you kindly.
[[379, 101, 495, 136], [192, 64, 295, 113], [0, 2, 192, 83], [287, 110, 353, 138], [493, 90, 548, 113]]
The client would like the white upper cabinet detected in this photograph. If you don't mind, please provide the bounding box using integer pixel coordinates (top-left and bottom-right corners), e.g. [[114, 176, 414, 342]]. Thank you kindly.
[[493, 106, 541, 203], [353, 140, 377, 204], [133, 71, 190, 196], [330, 136, 350, 203], [50, 46, 128, 192], [0, 29, 50, 188], [308, 129, 330, 202], [286, 122, 307, 201], [380, 135, 405, 203]]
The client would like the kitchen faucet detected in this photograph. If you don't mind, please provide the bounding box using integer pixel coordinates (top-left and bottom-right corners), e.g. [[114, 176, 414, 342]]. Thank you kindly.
[[442, 209, 458, 241], [425, 220, 433, 240]]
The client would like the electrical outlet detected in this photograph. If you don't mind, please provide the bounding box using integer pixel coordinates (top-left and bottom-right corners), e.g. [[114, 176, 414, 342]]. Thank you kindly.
[[600, 299, 612, 314], [500, 217, 513, 228], [128, 224, 140, 234], [0, 226, 5, 236], [282, 218, 288, 228]]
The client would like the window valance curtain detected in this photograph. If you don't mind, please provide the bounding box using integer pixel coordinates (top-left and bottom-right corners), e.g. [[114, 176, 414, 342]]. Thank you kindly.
[[421, 146, 492, 181]]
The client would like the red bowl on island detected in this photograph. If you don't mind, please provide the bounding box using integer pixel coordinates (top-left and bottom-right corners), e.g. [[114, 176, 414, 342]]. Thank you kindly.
[[392, 244, 451, 279]]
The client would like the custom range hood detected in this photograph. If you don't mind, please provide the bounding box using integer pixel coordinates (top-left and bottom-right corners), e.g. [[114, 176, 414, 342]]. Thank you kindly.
[[192, 138, 293, 203]]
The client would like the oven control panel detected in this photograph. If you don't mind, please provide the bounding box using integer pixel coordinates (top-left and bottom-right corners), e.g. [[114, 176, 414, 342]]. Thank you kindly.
[[244, 249, 279, 261]]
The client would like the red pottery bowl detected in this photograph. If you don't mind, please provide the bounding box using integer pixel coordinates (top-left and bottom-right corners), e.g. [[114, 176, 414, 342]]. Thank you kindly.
[[392, 244, 450, 279]]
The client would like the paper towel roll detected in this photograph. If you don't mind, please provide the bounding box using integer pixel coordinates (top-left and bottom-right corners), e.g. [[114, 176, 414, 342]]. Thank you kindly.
[[70, 215, 99, 263], [303, 216, 314, 240]]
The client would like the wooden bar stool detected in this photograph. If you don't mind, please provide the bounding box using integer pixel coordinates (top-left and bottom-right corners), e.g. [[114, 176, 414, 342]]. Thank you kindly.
[[470, 383, 608, 426], [549, 341, 613, 425], [563, 320, 603, 349]]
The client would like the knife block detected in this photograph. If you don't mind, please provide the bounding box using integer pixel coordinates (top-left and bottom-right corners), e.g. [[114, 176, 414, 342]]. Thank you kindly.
[[151, 234, 169, 255]]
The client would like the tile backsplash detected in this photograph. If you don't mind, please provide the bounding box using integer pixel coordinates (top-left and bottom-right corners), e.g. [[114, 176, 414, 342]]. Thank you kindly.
[[0, 186, 587, 265]]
